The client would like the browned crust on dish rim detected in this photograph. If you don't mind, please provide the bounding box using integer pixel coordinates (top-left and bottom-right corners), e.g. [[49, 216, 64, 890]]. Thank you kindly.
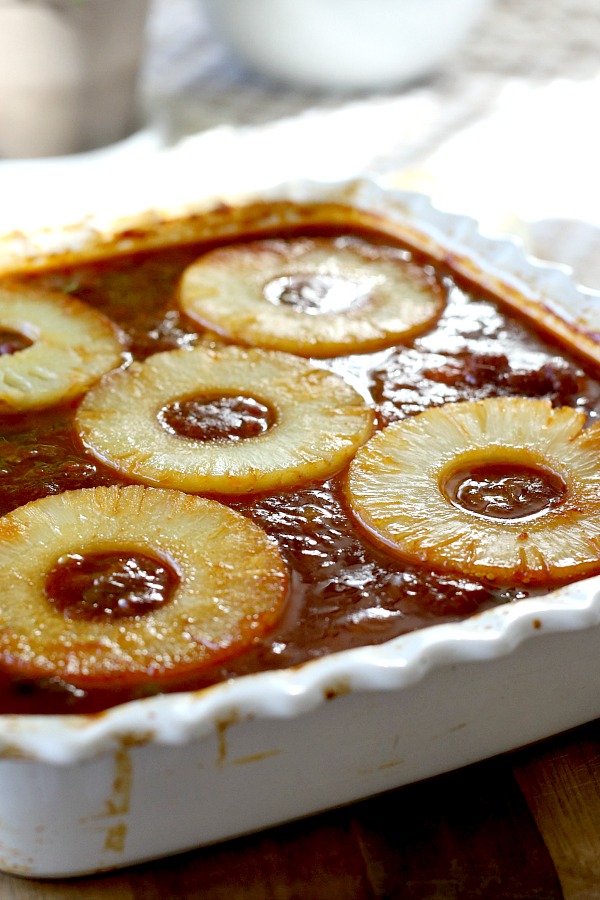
[[0, 187, 597, 372]]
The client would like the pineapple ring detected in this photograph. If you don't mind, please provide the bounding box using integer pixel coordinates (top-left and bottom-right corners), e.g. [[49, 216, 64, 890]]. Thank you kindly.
[[76, 344, 374, 495], [0, 485, 288, 688], [178, 237, 445, 358], [0, 282, 123, 412], [347, 396, 600, 584]]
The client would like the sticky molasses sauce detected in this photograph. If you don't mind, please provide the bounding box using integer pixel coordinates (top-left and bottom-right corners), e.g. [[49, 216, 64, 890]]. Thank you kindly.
[[442, 462, 568, 520], [2, 227, 600, 714], [263, 273, 368, 314], [0, 328, 33, 356], [45, 551, 179, 620], [159, 395, 275, 441]]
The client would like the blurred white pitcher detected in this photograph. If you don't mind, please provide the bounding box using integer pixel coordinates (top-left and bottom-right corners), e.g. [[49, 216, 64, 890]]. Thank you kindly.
[[0, 0, 149, 158], [202, 0, 492, 91]]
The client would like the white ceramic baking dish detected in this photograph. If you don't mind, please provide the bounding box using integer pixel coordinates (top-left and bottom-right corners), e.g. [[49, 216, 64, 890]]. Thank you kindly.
[[1, 177, 600, 878]]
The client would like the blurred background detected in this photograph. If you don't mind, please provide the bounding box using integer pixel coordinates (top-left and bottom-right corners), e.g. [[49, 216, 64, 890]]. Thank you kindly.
[[143, 0, 600, 144], [1, 0, 598, 157]]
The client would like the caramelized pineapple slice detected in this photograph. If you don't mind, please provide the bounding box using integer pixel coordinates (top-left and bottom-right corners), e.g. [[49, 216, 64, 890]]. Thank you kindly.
[[0, 282, 123, 412], [0, 485, 288, 687], [76, 344, 374, 495], [347, 396, 600, 584], [178, 237, 444, 358]]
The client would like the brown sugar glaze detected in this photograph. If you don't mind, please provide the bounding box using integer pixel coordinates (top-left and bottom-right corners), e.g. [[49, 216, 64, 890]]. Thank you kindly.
[[2, 224, 600, 715]]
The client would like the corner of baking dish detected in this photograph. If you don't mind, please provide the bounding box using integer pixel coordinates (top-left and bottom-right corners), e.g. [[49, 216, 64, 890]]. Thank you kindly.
[[1, 175, 600, 766]]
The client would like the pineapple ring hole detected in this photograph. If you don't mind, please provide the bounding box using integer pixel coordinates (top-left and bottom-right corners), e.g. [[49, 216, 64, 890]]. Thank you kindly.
[[440, 458, 568, 521], [263, 273, 372, 316], [158, 392, 277, 442], [45, 549, 180, 621], [0, 327, 33, 356]]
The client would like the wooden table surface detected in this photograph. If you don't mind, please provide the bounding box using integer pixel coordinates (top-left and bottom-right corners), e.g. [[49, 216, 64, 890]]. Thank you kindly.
[[4, 717, 600, 899]]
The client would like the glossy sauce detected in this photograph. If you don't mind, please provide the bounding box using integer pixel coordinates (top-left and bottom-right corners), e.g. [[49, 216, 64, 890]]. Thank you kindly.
[[2, 228, 600, 714], [45, 551, 179, 620], [263, 273, 369, 314], [442, 462, 568, 520], [159, 395, 275, 442], [0, 328, 33, 355]]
